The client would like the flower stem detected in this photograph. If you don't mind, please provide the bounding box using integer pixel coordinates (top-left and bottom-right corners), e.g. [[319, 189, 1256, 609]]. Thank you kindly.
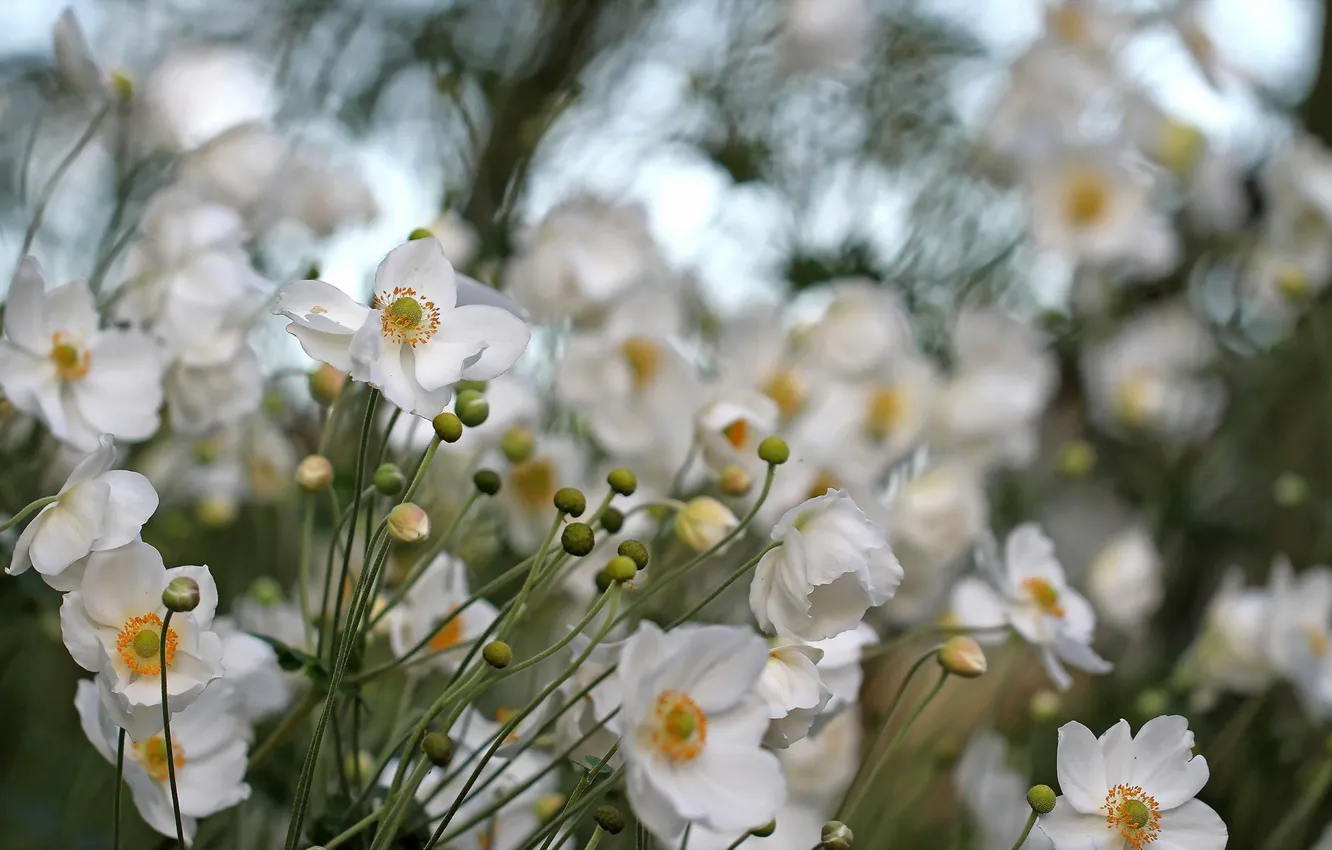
[[248, 687, 322, 774], [18, 102, 111, 263], [367, 489, 481, 629], [536, 753, 622, 850], [0, 494, 58, 532], [160, 611, 187, 848], [496, 511, 565, 642], [368, 756, 432, 850], [113, 728, 125, 850], [328, 390, 381, 662], [722, 834, 751, 850], [324, 808, 384, 850], [1008, 811, 1037, 850], [584, 827, 608, 850], [667, 541, 779, 628], [297, 496, 317, 650]]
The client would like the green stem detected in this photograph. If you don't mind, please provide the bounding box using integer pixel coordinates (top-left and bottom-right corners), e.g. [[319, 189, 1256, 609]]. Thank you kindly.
[[538, 744, 621, 850], [859, 625, 1010, 660], [368, 490, 481, 629], [0, 494, 58, 532], [667, 541, 779, 628], [160, 611, 187, 848], [18, 103, 111, 262], [1260, 755, 1332, 850], [722, 833, 750, 850], [496, 511, 566, 642], [324, 808, 383, 850], [1008, 811, 1037, 850], [297, 496, 317, 650], [402, 436, 441, 503], [584, 827, 608, 850], [368, 757, 432, 850], [325, 390, 381, 660], [248, 687, 322, 774], [113, 728, 125, 850]]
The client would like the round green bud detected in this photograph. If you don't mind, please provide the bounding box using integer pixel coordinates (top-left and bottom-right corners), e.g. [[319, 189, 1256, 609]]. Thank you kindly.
[[593, 805, 625, 835], [422, 732, 454, 767], [595, 567, 614, 594], [1274, 472, 1309, 507], [553, 487, 586, 517], [249, 576, 283, 606], [605, 555, 637, 583], [433, 412, 464, 443], [607, 468, 638, 496], [473, 469, 502, 495], [162, 577, 201, 613], [374, 463, 406, 496], [751, 820, 777, 838], [109, 70, 134, 102], [617, 539, 649, 570], [1027, 785, 1057, 815], [482, 640, 513, 669], [757, 436, 789, 466], [1056, 439, 1097, 477], [600, 507, 625, 534], [408, 227, 434, 241], [1135, 688, 1169, 719], [455, 389, 489, 427], [820, 821, 853, 850], [561, 522, 596, 556], [501, 427, 537, 464]]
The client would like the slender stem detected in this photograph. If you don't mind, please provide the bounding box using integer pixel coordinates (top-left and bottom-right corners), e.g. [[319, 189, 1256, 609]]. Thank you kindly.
[[538, 745, 621, 850], [18, 103, 112, 264], [329, 391, 381, 662], [1008, 811, 1037, 850], [678, 824, 691, 850], [513, 770, 623, 850], [667, 541, 779, 628], [722, 834, 750, 850], [113, 729, 125, 850], [1261, 755, 1332, 850], [368, 490, 481, 629], [584, 827, 608, 850], [403, 436, 441, 503], [0, 494, 58, 532], [496, 512, 565, 642], [297, 496, 317, 650], [324, 808, 384, 849], [368, 757, 432, 850], [160, 611, 187, 848]]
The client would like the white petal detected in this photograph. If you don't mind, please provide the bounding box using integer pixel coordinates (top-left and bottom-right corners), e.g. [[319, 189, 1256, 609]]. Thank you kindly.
[[950, 578, 1009, 635], [1055, 721, 1109, 813], [274, 279, 369, 333], [29, 480, 110, 576], [52, 9, 104, 96], [74, 678, 118, 764], [456, 273, 530, 319], [1098, 720, 1134, 789], [374, 238, 456, 310], [46, 279, 99, 339], [1130, 715, 1209, 809], [80, 541, 166, 628], [4, 257, 50, 353], [166, 565, 219, 629], [447, 305, 532, 382], [410, 336, 475, 392], [75, 331, 165, 440], [1035, 799, 1115, 849], [287, 324, 356, 373], [6, 507, 46, 575], [1154, 798, 1227, 850], [60, 592, 106, 671], [63, 433, 118, 489], [93, 471, 159, 550]]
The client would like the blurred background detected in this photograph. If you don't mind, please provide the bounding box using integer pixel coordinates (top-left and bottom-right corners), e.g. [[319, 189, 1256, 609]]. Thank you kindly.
[[3, 0, 1332, 848]]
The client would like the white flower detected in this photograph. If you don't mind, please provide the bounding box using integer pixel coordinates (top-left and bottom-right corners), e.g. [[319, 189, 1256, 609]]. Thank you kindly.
[[674, 497, 738, 553], [163, 333, 264, 435], [1038, 717, 1226, 850], [59, 541, 224, 740], [0, 259, 165, 451], [750, 490, 900, 641], [1085, 525, 1163, 632], [76, 676, 251, 845], [756, 643, 831, 749], [7, 434, 157, 591], [275, 239, 530, 418], [140, 47, 277, 152], [694, 390, 779, 481], [715, 311, 812, 423], [667, 804, 824, 850], [555, 636, 627, 767], [779, 709, 861, 811], [1041, 1, 1140, 54], [802, 281, 914, 378], [232, 582, 311, 653], [780, 0, 875, 74], [1264, 557, 1332, 720], [808, 621, 877, 723], [955, 731, 1054, 850], [488, 434, 591, 554], [384, 552, 499, 674], [617, 622, 784, 842], [215, 617, 294, 724], [950, 523, 1111, 691], [1179, 569, 1273, 711]]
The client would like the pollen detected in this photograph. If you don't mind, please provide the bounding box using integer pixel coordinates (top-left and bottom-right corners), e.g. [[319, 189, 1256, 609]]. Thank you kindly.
[[1021, 577, 1066, 618], [428, 610, 464, 652], [49, 333, 92, 382], [1062, 169, 1112, 229], [722, 419, 749, 450], [761, 368, 808, 420], [1103, 784, 1161, 848], [116, 613, 178, 676], [864, 385, 905, 442], [132, 734, 186, 782], [373, 287, 441, 347], [621, 337, 661, 391], [1304, 625, 1328, 658], [510, 458, 555, 510], [647, 690, 707, 763]]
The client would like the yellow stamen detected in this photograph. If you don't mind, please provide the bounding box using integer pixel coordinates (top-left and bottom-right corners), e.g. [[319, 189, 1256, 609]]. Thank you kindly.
[[647, 691, 707, 763], [49, 333, 92, 381], [510, 458, 555, 510], [132, 734, 186, 782], [722, 419, 748, 450], [864, 385, 905, 442], [1103, 784, 1161, 848], [115, 613, 178, 676], [1022, 577, 1066, 618], [1062, 169, 1112, 229], [760, 368, 808, 420], [373, 286, 441, 347]]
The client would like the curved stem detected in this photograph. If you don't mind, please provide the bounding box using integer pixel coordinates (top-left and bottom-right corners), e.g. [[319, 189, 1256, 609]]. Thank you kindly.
[[1008, 810, 1037, 850], [496, 512, 565, 642], [160, 611, 187, 848], [0, 494, 58, 532], [723, 834, 751, 850], [18, 103, 111, 264], [329, 391, 381, 661], [368, 490, 481, 630], [667, 541, 779, 628], [113, 728, 125, 850], [859, 624, 1009, 660]]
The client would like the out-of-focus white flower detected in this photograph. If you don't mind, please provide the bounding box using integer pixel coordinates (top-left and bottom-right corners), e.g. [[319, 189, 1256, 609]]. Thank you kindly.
[[756, 643, 831, 749], [0, 259, 165, 451], [801, 282, 914, 379], [232, 581, 312, 652], [555, 635, 626, 767], [674, 497, 738, 553], [750, 489, 900, 641], [779, 709, 861, 811], [214, 616, 293, 723], [808, 621, 876, 723], [423, 211, 481, 269], [617, 622, 783, 842], [1037, 717, 1226, 850], [1180, 569, 1273, 711], [955, 731, 1055, 850], [780, 0, 875, 74], [695, 390, 779, 481], [669, 804, 825, 850], [140, 48, 277, 152], [505, 196, 666, 322], [488, 434, 591, 554], [7, 434, 157, 591], [384, 552, 499, 675], [950, 523, 1111, 690], [1085, 525, 1163, 632], [1081, 303, 1225, 444], [163, 335, 264, 435], [76, 677, 252, 844], [52, 8, 118, 100], [60, 541, 223, 741], [1264, 557, 1332, 721], [137, 418, 297, 510], [275, 239, 531, 418], [1041, 0, 1140, 54], [716, 312, 812, 424]]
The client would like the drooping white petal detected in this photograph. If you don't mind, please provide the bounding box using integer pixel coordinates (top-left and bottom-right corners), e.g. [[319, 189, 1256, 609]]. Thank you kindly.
[[28, 479, 110, 576], [62, 434, 119, 489]]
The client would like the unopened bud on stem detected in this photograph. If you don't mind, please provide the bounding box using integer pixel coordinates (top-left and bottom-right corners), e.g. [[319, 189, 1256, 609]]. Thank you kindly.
[[482, 640, 512, 668], [594, 805, 625, 834], [554, 487, 586, 517], [1027, 785, 1056, 814], [607, 468, 637, 496], [455, 389, 489, 427], [938, 636, 987, 678], [473, 469, 501, 495], [617, 540, 649, 570], [433, 412, 463, 443], [162, 577, 200, 613], [388, 503, 430, 543], [561, 522, 595, 556], [422, 732, 454, 767], [820, 821, 853, 850], [758, 436, 789, 466], [374, 463, 405, 496], [296, 455, 333, 492], [501, 427, 536, 463]]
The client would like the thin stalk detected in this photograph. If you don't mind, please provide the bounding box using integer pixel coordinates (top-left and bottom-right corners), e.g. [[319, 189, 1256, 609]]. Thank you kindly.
[[248, 687, 322, 774], [536, 758, 623, 850], [160, 611, 187, 848], [297, 496, 317, 650], [369, 490, 481, 628], [667, 541, 780, 628], [328, 391, 381, 663], [584, 826, 608, 850], [113, 729, 125, 850], [368, 757, 432, 850], [496, 512, 565, 642], [0, 494, 58, 532], [324, 808, 384, 849], [722, 834, 750, 850], [18, 103, 112, 263], [1008, 811, 1037, 850]]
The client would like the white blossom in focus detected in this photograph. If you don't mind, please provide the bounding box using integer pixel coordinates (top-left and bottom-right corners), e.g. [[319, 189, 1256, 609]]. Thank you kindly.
[[755, 642, 831, 749]]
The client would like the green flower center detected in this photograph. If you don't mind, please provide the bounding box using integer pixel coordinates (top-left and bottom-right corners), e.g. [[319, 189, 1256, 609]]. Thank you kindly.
[[388, 296, 424, 329], [132, 629, 160, 659]]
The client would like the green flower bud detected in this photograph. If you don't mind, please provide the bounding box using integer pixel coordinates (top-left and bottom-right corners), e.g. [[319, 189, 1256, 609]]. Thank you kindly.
[[937, 636, 987, 678], [296, 455, 334, 493], [605, 556, 637, 582], [482, 640, 512, 668], [162, 577, 201, 613], [249, 576, 283, 606], [422, 732, 454, 767], [1056, 440, 1097, 477], [758, 436, 789, 466], [455, 389, 489, 427], [388, 503, 431, 544], [562, 522, 596, 556], [1029, 689, 1062, 723], [456, 380, 486, 394], [751, 820, 777, 838], [374, 463, 406, 496], [408, 227, 434, 241], [554, 487, 586, 517], [600, 507, 625, 534], [1274, 472, 1309, 507], [308, 364, 345, 406], [617, 539, 649, 570], [501, 427, 537, 463], [607, 468, 638, 496], [110, 70, 134, 101], [595, 567, 614, 594], [1135, 688, 1169, 719], [473, 469, 502, 495], [820, 821, 853, 850], [433, 412, 464, 443], [1027, 785, 1057, 814], [593, 805, 625, 835]]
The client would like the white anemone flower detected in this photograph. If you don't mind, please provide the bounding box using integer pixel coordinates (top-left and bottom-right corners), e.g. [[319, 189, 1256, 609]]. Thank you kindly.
[[1178, 569, 1274, 711], [1037, 717, 1226, 850], [7, 434, 157, 591], [486, 433, 591, 554], [802, 281, 914, 379], [140, 47, 277, 152], [694, 390, 780, 481], [955, 731, 1054, 850], [1085, 525, 1164, 633], [215, 617, 294, 724], [1265, 557, 1332, 721], [274, 238, 531, 418], [52, 8, 120, 100], [950, 523, 1111, 691], [383, 551, 499, 674], [750, 489, 901, 641], [617, 622, 784, 842], [808, 621, 877, 723], [755, 643, 831, 749], [0, 259, 165, 451], [76, 677, 251, 845], [779, 709, 861, 811], [59, 541, 224, 740]]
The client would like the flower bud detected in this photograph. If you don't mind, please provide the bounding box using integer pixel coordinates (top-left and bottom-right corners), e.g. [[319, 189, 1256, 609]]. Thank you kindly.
[[501, 427, 537, 464], [250, 576, 283, 606], [473, 469, 501, 495], [1027, 785, 1057, 814], [937, 636, 987, 678], [674, 497, 738, 552], [455, 389, 489, 427], [758, 436, 789, 466], [374, 463, 406, 496], [562, 522, 596, 556], [533, 793, 566, 824], [162, 577, 201, 613], [1274, 472, 1309, 507], [600, 507, 625, 534], [388, 503, 431, 544], [1056, 440, 1097, 477], [296, 455, 334, 493], [433, 412, 464, 443], [1029, 689, 1062, 723], [605, 555, 637, 583], [308, 364, 345, 406], [408, 227, 434, 241], [1135, 688, 1169, 719], [617, 539, 649, 570], [554, 487, 586, 517], [720, 464, 752, 496], [422, 732, 454, 767], [820, 821, 853, 850], [594, 805, 625, 835], [607, 468, 637, 496], [457, 380, 486, 394], [751, 821, 777, 838], [483, 640, 513, 668], [110, 69, 134, 101], [595, 567, 614, 594]]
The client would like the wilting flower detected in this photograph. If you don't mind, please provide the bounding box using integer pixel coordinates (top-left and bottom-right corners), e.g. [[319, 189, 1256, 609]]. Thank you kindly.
[[7, 435, 157, 591], [955, 731, 1054, 850], [1037, 716, 1226, 850], [617, 622, 784, 842], [755, 642, 831, 749], [383, 552, 499, 674], [0, 259, 165, 451], [750, 489, 901, 641]]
